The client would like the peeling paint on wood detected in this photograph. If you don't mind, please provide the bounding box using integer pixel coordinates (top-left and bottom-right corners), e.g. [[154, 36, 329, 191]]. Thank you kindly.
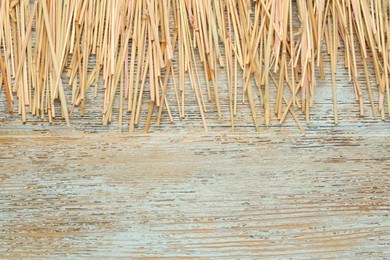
[[0, 128, 389, 258]]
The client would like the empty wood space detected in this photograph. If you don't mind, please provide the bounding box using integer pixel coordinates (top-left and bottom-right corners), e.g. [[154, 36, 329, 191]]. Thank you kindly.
[[0, 123, 389, 258]]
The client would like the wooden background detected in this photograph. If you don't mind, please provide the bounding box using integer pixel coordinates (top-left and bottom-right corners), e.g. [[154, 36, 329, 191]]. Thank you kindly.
[[1, 128, 390, 258], [1, 12, 390, 259]]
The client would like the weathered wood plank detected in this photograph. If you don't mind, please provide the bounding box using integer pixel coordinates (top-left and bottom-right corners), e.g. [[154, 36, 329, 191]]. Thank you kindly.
[[0, 130, 389, 258], [0, 2, 389, 257]]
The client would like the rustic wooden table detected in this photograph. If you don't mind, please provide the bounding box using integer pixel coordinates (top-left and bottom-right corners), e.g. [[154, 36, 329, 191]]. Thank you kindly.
[[1, 123, 389, 258], [1, 33, 390, 258]]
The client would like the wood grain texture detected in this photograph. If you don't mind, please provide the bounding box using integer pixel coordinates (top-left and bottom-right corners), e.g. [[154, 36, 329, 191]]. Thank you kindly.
[[1, 7, 390, 257], [0, 127, 389, 258]]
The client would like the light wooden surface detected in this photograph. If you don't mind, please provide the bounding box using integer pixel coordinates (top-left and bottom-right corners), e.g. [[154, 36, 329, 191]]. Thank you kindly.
[[1, 10, 390, 258], [2, 64, 390, 258], [0, 126, 390, 258]]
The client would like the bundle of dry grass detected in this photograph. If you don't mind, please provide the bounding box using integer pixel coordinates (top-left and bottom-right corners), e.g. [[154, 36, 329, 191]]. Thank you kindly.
[[0, 0, 389, 132]]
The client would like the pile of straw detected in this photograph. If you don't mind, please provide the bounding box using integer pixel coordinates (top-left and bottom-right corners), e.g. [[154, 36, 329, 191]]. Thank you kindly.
[[0, 0, 389, 132]]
